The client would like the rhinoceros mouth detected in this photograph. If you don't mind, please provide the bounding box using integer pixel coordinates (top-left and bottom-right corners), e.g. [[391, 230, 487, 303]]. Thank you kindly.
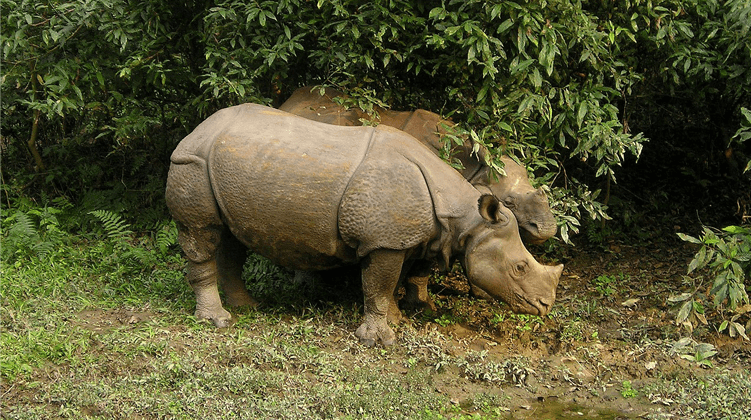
[[514, 292, 545, 316]]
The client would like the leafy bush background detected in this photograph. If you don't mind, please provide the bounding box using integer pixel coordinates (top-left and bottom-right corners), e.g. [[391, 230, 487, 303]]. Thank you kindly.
[[2, 0, 749, 239]]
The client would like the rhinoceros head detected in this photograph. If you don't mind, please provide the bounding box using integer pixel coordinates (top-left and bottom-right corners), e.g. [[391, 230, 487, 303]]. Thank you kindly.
[[501, 188, 558, 245], [463, 195, 562, 316]]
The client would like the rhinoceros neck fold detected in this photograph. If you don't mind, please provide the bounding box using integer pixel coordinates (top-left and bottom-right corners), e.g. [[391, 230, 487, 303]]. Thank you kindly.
[[384, 131, 483, 271]]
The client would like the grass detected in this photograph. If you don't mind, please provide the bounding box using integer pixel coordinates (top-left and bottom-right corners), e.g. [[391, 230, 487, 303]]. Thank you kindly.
[[0, 232, 511, 419], [643, 370, 751, 420], [2, 223, 750, 419]]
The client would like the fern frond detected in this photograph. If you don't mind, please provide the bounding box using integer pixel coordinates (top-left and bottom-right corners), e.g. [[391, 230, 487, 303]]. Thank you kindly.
[[89, 210, 132, 240], [156, 220, 178, 255], [8, 211, 39, 243], [33, 241, 55, 259], [2, 210, 57, 261]]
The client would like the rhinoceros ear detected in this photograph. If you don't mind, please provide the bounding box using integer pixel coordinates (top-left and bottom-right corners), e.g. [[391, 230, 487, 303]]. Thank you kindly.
[[478, 194, 509, 225]]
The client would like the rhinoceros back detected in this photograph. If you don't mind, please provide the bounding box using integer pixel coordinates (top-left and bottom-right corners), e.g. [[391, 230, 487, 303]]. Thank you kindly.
[[207, 104, 372, 269]]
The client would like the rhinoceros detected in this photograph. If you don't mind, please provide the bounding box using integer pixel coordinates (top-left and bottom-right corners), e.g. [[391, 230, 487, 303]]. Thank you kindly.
[[165, 104, 563, 345], [279, 86, 558, 308], [278, 86, 558, 245]]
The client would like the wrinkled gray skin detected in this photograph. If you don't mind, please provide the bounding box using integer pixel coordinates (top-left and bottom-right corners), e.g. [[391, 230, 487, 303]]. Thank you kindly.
[[279, 86, 557, 245], [166, 104, 563, 346], [279, 86, 558, 308]]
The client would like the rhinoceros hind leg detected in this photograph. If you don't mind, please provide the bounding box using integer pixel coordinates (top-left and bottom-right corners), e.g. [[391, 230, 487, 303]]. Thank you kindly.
[[357, 249, 406, 346], [217, 231, 256, 308], [187, 259, 233, 327], [401, 261, 437, 312]]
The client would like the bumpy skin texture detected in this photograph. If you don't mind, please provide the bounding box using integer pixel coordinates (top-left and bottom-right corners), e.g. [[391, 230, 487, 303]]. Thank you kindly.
[[279, 87, 559, 310], [166, 104, 563, 345], [279, 86, 558, 244]]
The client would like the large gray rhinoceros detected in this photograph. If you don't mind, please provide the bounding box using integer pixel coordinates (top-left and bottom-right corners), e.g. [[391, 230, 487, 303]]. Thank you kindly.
[[278, 86, 558, 245], [165, 104, 563, 346]]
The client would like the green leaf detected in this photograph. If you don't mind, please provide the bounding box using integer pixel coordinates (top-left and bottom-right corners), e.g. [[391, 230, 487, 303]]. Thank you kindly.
[[677, 233, 702, 244], [688, 246, 707, 273], [531, 67, 542, 89], [732, 322, 749, 340], [722, 225, 751, 235], [577, 101, 588, 127], [719, 319, 729, 332], [498, 19, 514, 34], [676, 300, 692, 324], [510, 58, 535, 75], [668, 292, 692, 303]]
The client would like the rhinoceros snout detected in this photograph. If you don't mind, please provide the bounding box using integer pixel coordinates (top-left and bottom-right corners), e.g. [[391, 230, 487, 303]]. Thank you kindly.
[[537, 296, 554, 315], [537, 264, 563, 315]]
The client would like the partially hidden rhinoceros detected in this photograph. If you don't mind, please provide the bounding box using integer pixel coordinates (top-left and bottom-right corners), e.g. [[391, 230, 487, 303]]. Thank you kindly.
[[165, 104, 563, 346], [279, 86, 558, 308], [278, 86, 558, 245]]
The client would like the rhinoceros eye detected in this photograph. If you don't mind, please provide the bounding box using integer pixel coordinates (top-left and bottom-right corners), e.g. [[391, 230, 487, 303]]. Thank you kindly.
[[514, 262, 528, 276], [503, 198, 516, 210]]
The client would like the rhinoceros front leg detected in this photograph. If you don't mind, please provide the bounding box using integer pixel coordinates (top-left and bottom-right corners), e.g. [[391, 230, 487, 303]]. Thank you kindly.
[[357, 249, 406, 346]]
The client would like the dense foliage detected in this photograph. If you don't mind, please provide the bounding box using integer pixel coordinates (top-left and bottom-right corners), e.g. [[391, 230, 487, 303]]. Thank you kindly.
[[3, 0, 749, 229]]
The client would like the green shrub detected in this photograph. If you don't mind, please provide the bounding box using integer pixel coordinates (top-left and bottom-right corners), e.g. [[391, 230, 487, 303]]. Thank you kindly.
[[1, 198, 70, 262], [677, 225, 751, 339], [2, 0, 749, 245]]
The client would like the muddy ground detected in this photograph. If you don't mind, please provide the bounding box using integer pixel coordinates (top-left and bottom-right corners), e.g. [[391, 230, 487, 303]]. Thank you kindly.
[[415, 237, 751, 419]]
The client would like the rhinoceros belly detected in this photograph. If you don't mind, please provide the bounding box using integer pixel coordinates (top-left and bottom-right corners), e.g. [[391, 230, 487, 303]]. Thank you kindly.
[[207, 105, 372, 269]]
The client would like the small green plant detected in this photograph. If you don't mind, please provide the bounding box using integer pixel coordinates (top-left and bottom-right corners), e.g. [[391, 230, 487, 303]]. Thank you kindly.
[[679, 226, 750, 310], [670, 337, 718, 368], [88, 210, 173, 270], [434, 313, 461, 327], [489, 312, 506, 326], [719, 308, 751, 341], [560, 319, 584, 342], [620, 380, 638, 398], [592, 274, 618, 299], [509, 314, 545, 331], [731, 107, 751, 174], [154, 220, 179, 257], [668, 280, 711, 334], [2, 202, 68, 262], [678, 225, 750, 339], [89, 210, 134, 249]]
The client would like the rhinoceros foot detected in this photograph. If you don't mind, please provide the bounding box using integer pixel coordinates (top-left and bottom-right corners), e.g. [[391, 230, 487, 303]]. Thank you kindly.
[[356, 315, 396, 347], [195, 306, 233, 328]]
